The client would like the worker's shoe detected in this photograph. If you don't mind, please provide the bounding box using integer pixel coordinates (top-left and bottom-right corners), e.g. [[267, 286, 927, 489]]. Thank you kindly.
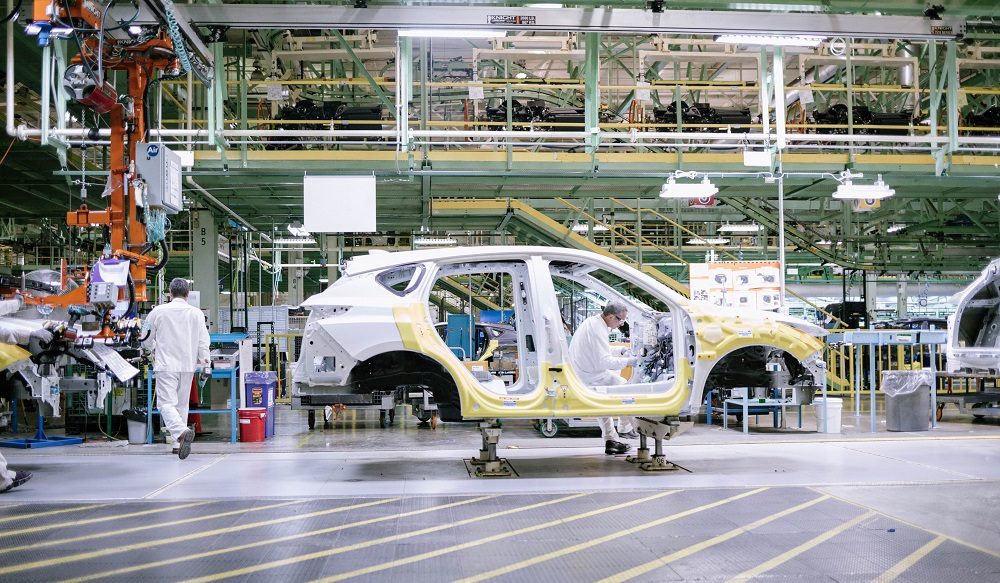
[[0, 471, 32, 493], [604, 440, 630, 455], [618, 430, 640, 440], [177, 429, 195, 460]]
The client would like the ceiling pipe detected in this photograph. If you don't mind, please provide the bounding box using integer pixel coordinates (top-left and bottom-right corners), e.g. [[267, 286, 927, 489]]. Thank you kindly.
[[5, 0, 16, 138], [184, 176, 272, 242]]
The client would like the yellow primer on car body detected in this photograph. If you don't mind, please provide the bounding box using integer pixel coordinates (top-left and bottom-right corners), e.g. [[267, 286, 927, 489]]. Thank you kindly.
[[686, 303, 824, 368], [394, 303, 695, 419]]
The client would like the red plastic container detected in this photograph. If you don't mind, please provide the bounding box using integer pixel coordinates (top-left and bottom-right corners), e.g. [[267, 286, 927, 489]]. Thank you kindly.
[[238, 408, 266, 442]]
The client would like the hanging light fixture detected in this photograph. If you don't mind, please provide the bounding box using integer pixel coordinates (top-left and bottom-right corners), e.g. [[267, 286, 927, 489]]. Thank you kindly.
[[714, 34, 826, 48], [571, 223, 609, 233], [833, 174, 895, 200], [718, 223, 761, 233], [659, 176, 718, 199], [687, 237, 729, 245], [413, 236, 458, 246]]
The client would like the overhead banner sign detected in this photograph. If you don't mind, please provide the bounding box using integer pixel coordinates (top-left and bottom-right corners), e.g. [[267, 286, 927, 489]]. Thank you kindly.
[[303, 175, 377, 233]]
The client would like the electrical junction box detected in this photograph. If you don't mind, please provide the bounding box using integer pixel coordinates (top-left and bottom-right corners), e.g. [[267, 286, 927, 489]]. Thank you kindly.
[[136, 142, 183, 214], [88, 281, 117, 306]]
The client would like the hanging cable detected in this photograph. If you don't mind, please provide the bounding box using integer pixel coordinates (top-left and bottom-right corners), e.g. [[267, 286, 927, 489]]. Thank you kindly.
[[95, 0, 115, 83], [1, 0, 22, 24], [160, 0, 192, 73]]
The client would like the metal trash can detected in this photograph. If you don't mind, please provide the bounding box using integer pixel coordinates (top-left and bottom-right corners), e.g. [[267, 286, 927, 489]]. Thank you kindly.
[[123, 408, 148, 444], [881, 370, 934, 432]]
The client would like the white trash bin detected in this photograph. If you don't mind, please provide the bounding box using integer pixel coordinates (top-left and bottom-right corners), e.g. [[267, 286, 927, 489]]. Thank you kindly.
[[813, 397, 843, 434], [123, 409, 148, 444]]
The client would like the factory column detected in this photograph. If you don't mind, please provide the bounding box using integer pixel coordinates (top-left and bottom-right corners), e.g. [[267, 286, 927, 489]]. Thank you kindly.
[[324, 235, 342, 289], [288, 250, 305, 306], [897, 274, 908, 319], [191, 208, 220, 332]]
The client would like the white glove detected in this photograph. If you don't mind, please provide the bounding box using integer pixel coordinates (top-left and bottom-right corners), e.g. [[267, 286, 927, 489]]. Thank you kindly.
[[626, 356, 639, 367], [30, 328, 54, 344], [618, 346, 631, 357]]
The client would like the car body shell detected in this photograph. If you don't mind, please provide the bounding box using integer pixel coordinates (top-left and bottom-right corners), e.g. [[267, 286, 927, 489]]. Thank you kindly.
[[947, 258, 1000, 373], [293, 246, 825, 420]]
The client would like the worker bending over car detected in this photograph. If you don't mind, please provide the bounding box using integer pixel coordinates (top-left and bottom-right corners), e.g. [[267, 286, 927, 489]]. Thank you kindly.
[[568, 300, 639, 455]]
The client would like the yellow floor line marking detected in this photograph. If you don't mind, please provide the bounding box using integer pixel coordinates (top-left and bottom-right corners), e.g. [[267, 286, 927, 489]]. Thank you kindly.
[[872, 535, 947, 583], [63, 495, 497, 583], [0, 504, 109, 524], [143, 454, 227, 499], [182, 492, 595, 583], [0, 497, 393, 575], [598, 494, 831, 583], [725, 510, 877, 583], [810, 486, 1000, 559], [1, 501, 211, 538], [458, 488, 769, 583], [301, 491, 680, 583], [3, 499, 302, 554], [296, 432, 313, 448]]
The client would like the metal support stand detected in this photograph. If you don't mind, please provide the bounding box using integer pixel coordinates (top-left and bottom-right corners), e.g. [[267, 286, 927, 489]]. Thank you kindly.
[[468, 421, 513, 477], [0, 409, 83, 449], [626, 417, 682, 472]]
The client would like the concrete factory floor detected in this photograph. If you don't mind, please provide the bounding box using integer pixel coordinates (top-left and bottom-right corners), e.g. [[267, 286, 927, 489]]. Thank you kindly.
[[1, 404, 998, 582]]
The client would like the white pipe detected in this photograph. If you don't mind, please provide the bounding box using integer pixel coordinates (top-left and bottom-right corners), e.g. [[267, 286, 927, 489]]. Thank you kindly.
[[15, 125, 1000, 146], [40, 44, 51, 145], [185, 176, 272, 242], [17, 124, 1000, 149], [5, 0, 14, 137]]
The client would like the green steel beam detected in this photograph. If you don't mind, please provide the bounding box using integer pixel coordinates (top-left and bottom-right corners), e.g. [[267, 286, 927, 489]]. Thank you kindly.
[[331, 30, 396, 120]]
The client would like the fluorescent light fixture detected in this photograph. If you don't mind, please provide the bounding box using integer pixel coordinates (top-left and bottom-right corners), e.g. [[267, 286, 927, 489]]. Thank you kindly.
[[273, 237, 316, 246], [659, 176, 718, 199], [318, 277, 329, 283], [414, 237, 458, 246], [887, 224, 907, 234], [687, 237, 729, 245], [815, 239, 833, 245], [718, 223, 761, 233], [571, 223, 609, 233], [833, 174, 895, 200], [397, 29, 499, 39], [715, 34, 825, 47]]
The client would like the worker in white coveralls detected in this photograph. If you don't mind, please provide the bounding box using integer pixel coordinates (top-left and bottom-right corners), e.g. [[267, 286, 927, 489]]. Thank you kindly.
[[0, 296, 53, 492], [568, 300, 639, 455], [143, 278, 210, 460]]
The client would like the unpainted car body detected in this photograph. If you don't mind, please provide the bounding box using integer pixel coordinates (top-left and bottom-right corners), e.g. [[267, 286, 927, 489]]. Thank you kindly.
[[292, 247, 826, 421], [948, 258, 1000, 373]]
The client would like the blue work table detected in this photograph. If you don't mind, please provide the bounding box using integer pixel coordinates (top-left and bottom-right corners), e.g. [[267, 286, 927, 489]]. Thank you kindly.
[[145, 367, 239, 444]]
